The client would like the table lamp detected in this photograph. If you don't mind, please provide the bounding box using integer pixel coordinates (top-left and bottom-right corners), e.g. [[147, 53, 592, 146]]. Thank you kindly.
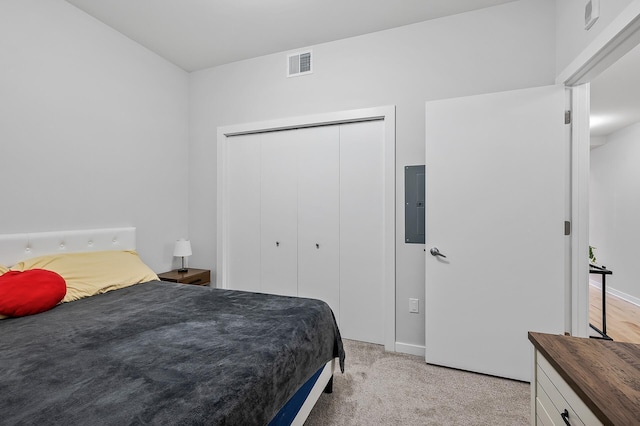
[[173, 238, 192, 272]]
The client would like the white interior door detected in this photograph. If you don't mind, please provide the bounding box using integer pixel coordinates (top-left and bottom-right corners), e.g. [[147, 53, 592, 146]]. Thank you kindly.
[[425, 85, 566, 381], [297, 126, 341, 322], [260, 131, 298, 296]]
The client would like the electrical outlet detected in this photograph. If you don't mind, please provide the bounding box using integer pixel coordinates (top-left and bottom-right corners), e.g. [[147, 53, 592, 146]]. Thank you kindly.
[[409, 298, 419, 313]]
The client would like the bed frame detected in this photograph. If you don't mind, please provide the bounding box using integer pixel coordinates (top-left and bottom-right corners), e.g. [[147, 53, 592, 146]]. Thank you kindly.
[[0, 227, 335, 425]]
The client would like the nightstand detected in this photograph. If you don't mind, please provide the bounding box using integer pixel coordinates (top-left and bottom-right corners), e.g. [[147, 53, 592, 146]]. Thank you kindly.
[[158, 268, 211, 286]]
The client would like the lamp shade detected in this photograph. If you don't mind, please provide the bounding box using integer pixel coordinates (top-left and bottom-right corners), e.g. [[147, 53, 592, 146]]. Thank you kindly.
[[173, 239, 192, 257]]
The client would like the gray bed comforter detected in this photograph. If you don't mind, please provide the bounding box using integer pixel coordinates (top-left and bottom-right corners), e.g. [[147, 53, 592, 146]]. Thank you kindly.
[[0, 281, 345, 425]]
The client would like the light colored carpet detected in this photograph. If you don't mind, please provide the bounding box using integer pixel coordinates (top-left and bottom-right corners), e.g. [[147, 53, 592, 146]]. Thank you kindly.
[[305, 339, 530, 425]]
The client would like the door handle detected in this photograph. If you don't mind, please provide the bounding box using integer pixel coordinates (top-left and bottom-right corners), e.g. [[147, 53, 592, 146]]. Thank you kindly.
[[430, 247, 447, 258]]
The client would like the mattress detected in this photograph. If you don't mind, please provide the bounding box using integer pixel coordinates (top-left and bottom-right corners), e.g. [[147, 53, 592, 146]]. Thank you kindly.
[[0, 281, 345, 425]]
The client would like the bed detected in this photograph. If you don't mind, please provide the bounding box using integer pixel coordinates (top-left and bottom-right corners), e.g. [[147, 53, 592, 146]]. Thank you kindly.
[[0, 228, 344, 425]]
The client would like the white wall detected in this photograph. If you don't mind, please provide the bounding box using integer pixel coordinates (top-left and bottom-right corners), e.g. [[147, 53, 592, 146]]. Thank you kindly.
[[590, 121, 640, 301], [0, 0, 190, 273], [555, 0, 634, 76], [189, 0, 557, 349]]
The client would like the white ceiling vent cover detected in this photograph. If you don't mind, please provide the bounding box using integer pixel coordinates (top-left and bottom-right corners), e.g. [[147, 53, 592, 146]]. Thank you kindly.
[[287, 51, 312, 77]]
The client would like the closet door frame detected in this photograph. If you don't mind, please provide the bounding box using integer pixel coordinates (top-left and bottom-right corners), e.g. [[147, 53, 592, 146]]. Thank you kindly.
[[217, 106, 396, 351]]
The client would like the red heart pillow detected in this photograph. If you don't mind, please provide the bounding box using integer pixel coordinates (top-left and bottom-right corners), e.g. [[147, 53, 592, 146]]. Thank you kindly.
[[0, 269, 66, 317]]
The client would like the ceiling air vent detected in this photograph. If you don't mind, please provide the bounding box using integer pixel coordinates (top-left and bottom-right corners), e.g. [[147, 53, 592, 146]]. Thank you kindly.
[[287, 51, 312, 77]]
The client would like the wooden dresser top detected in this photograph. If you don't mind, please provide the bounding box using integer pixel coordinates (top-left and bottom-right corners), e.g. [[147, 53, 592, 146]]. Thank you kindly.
[[529, 332, 640, 426]]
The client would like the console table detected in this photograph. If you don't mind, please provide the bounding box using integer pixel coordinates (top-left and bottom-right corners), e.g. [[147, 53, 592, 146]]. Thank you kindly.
[[589, 264, 613, 340]]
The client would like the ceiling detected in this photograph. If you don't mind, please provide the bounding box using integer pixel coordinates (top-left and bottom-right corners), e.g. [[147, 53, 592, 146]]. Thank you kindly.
[[64, 0, 640, 140], [64, 0, 517, 72]]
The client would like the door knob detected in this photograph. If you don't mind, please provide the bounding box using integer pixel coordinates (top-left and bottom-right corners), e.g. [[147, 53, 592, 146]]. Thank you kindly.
[[430, 247, 447, 258]]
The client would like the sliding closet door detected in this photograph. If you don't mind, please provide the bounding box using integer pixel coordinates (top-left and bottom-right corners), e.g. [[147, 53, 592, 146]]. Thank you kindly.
[[223, 118, 389, 345], [226, 134, 261, 292], [297, 126, 340, 322], [260, 131, 298, 296], [339, 121, 385, 344]]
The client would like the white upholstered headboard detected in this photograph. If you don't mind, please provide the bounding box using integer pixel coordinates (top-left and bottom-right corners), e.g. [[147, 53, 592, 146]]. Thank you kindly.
[[0, 227, 136, 267]]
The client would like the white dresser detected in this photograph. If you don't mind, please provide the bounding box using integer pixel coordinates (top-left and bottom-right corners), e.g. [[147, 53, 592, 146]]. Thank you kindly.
[[529, 332, 640, 426]]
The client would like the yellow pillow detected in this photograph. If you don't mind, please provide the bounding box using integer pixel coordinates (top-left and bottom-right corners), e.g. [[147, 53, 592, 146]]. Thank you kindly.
[[0, 265, 7, 319], [11, 250, 158, 303]]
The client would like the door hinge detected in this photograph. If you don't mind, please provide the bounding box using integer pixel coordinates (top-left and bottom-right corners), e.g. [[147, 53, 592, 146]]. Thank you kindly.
[[565, 110, 571, 125], [564, 221, 571, 236]]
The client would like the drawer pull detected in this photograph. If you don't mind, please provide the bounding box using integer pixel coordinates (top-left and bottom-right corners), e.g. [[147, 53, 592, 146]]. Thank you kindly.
[[561, 409, 571, 426], [190, 279, 202, 284]]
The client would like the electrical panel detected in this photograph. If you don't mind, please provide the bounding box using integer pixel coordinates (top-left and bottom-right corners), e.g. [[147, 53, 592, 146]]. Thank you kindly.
[[404, 165, 425, 244]]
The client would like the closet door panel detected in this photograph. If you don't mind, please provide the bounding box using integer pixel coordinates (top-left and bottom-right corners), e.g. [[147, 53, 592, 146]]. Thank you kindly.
[[260, 131, 298, 296], [339, 120, 386, 344], [297, 126, 340, 322], [226, 134, 261, 292]]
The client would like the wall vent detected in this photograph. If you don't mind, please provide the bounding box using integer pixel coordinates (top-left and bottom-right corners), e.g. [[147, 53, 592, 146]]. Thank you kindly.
[[287, 51, 312, 77]]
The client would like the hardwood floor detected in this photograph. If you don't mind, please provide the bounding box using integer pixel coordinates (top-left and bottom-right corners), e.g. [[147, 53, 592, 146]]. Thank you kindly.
[[589, 284, 640, 344]]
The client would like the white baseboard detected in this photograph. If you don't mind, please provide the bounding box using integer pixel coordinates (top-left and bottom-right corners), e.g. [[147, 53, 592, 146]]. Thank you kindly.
[[589, 279, 640, 308], [395, 342, 425, 357]]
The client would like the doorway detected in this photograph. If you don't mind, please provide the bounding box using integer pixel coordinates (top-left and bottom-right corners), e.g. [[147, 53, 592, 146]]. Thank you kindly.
[[588, 42, 640, 343], [561, 4, 640, 340]]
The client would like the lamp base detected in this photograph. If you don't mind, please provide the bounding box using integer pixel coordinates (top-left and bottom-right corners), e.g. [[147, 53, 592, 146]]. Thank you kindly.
[[177, 255, 189, 273]]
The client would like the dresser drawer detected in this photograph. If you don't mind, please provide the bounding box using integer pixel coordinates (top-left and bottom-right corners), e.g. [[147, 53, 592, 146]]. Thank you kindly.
[[536, 377, 584, 426], [179, 270, 210, 285], [535, 352, 602, 426], [535, 389, 556, 426]]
